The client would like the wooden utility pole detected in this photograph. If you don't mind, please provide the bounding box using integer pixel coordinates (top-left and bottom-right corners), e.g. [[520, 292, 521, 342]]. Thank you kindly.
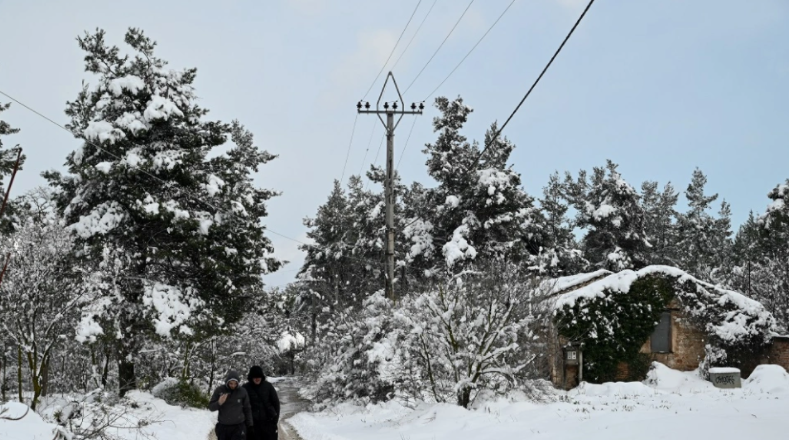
[[357, 72, 423, 300]]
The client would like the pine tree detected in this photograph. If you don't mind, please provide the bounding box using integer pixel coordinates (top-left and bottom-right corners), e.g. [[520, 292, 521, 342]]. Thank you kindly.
[[675, 168, 732, 280], [754, 180, 789, 330], [0, 102, 27, 231], [640, 180, 679, 266], [44, 28, 280, 395], [565, 160, 649, 271], [533, 172, 583, 276], [418, 97, 543, 273]]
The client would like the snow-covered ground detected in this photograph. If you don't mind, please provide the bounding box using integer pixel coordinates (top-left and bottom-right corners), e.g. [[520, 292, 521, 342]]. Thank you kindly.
[[289, 363, 789, 440], [0, 391, 215, 440]]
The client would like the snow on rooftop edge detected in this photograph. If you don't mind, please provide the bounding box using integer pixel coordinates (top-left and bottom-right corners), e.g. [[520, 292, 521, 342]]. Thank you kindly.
[[540, 269, 612, 296], [555, 265, 731, 310], [552, 265, 776, 343]]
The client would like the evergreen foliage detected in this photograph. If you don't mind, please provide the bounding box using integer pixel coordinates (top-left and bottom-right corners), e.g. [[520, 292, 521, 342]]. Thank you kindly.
[[675, 168, 733, 280], [564, 160, 649, 271], [43, 28, 279, 396], [640, 180, 679, 266]]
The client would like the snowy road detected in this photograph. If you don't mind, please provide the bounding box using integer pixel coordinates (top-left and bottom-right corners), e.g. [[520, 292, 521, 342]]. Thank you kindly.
[[207, 377, 308, 440], [276, 377, 309, 440]]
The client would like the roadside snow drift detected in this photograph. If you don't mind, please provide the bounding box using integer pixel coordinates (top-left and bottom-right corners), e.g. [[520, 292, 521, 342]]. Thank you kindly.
[[289, 363, 789, 440], [1, 391, 215, 440]]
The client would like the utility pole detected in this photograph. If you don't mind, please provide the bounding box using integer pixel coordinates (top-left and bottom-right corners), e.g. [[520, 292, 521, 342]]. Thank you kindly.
[[357, 72, 423, 301]]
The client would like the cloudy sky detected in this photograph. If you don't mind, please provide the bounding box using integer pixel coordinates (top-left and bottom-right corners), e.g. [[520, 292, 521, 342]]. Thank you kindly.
[[1, 0, 788, 288]]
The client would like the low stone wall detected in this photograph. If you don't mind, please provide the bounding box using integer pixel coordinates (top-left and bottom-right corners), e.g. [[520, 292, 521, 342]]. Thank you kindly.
[[763, 336, 789, 371]]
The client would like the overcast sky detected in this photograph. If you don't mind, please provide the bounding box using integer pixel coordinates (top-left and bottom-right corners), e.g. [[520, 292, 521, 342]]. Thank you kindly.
[[1, 0, 788, 288]]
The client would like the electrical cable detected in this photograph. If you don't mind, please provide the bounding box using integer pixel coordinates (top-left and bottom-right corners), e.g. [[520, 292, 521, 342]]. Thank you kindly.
[[390, 0, 439, 72], [361, 0, 423, 100], [423, 0, 517, 101], [395, 117, 419, 171], [0, 89, 370, 265], [338, 113, 359, 186], [403, 0, 475, 95], [470, 0, 595, 170]]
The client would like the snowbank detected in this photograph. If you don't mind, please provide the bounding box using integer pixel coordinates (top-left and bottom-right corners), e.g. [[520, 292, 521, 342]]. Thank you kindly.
[[744, 364, 789, 394], [0, 402, 63, 440], [3, 391, 215, 440], [290, 363, 789, 440]]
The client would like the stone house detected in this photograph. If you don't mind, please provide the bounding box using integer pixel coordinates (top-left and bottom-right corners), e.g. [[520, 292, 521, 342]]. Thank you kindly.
[[543, 267, 789, 390]]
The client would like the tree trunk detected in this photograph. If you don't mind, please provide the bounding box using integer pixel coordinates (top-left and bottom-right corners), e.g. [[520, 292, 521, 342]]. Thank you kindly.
[[457, 386, 472, 408], [181, 340, 192, 382], [1, 346, 7, 402], [102, 346, 111, 388], [118, 351, 136, 397], [207, 338, 216, 396], [118, 338, 137, 397], [26, 351, 41, 410], [41, 357, 50, 397], [310, 311, 317, 345], [17, 345, 23, 404]]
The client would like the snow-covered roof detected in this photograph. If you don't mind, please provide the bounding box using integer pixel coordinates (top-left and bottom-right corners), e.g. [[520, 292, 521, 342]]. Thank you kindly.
[[553, 265, 777, 344], [539, 269, 612, 296]]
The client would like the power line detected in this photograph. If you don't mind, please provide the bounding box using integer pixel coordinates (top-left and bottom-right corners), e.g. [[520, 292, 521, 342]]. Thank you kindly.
[[338, 113, 359, 186], [267, 226, 385, 267], [470, 0, 595, 170], [357, 121, 378, 176], [363, 134, 387, 191], [423, 0, 517, 102], [396, 117, 419, 171], [361, 0, 423, 101], [0, 89, 230, 212], [0, 88, 349, 266], [390, 0, 439, 72], [403, 0, 476, 96]]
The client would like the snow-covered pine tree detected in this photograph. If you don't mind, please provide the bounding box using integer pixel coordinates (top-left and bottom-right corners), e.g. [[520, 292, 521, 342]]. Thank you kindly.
[[0, 102, 27, 232], [564, 160, 649, 271], [726, 212, 762, 295], [417, 97, 543, 273], [675, 168, 733, 280], [44, 28, 279, 395], [0, 102, 24, 187], [640, 180, 679, 266], [533, 171, 584, 276], [753, 180, 789, 330], [299, 180, 356, 308]]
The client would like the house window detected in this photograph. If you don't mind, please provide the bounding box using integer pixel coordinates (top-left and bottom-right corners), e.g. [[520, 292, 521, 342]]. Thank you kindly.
[[650, 311, 672, 353]]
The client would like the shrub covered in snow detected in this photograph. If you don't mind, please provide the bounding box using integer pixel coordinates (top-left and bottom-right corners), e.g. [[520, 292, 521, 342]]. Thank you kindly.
[[151, 378, 209, 408], [303, 267, 550, 408], [554, 266, 776, 382]]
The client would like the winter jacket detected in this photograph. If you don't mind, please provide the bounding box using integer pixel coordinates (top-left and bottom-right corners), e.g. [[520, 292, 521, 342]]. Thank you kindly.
[[208, 369, 254, 426], [242, 379, 280, 423]]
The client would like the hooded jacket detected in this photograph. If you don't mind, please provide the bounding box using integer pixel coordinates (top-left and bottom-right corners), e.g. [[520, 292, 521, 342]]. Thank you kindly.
[[242, 366, 280, 423], [208, 369, 253, 426]]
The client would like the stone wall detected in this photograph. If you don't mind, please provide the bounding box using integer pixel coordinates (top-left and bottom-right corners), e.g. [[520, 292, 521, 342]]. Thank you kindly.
[[639, 301, 707, 372], [763, 336, 789, 371]]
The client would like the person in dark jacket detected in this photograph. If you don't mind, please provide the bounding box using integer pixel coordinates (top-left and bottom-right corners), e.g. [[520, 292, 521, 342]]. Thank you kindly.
[[209, 369, 254, 440], [242, 366, 280, 440]]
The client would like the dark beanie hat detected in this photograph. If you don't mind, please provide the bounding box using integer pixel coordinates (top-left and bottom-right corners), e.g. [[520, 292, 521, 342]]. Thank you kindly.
[[248, 365, 265, 381]]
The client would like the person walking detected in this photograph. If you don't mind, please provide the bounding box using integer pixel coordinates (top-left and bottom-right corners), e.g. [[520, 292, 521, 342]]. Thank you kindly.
[[209, 369, 254, 440], [242, 366, 281, 440]]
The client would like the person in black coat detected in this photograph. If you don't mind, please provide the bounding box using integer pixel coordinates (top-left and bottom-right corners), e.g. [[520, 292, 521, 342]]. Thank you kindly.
[[242, 366, 280, 440]]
